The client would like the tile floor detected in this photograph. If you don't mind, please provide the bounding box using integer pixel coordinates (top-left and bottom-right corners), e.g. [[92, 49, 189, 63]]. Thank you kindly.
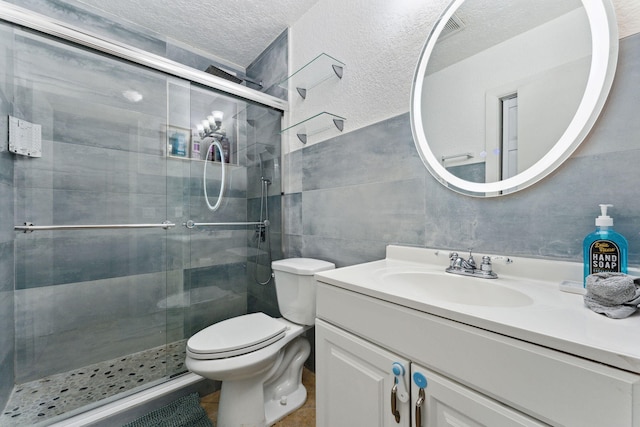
[[1, 346, 314, 426], [200, 368, 315, 427], [0, 341, 187, 426]]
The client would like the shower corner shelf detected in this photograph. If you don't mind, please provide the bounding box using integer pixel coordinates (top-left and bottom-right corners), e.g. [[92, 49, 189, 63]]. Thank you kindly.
[[281, 112, 345, 144], [279, 53, 345, 99]]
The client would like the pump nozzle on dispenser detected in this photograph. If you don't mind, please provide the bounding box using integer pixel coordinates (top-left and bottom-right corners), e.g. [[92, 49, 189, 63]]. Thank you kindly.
[[596, 204, 614, 227]]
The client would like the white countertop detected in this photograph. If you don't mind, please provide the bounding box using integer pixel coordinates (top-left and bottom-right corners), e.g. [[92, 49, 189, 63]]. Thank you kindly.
[[315, 245, 640, 374]]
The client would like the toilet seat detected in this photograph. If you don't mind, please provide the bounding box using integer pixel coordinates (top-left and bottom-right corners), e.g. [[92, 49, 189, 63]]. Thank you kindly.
[[187, 313, 287, 360]]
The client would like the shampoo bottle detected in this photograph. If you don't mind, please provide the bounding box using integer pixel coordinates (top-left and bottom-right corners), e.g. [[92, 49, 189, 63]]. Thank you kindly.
[[583, 204, 628, 286]]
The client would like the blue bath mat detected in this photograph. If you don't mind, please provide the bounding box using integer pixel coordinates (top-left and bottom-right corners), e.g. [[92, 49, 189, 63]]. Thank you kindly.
[[122, 393, 213, 427]]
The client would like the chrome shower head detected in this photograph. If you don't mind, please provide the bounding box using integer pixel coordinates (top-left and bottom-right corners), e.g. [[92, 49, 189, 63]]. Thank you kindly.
[[204, 65, 263, 88]]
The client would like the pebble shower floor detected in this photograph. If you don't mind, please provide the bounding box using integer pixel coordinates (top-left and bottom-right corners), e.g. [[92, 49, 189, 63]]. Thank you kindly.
[[0, 341, 187, 426]]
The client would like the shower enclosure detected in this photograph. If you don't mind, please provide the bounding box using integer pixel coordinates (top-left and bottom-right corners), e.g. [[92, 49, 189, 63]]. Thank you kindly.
[[0, 6, 284, 425]]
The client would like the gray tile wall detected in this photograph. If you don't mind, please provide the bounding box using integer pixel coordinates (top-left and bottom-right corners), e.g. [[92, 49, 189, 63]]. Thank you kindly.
[[1, 0, 285, 411], [285, 33, 640, 270], [0, 24, 15, 412], [247, 30, 289, 100], [2, 19, 257, 386], [10, 0, 288, 100], [9, 25, 174, 383], [245, 33, 288, 316], [9, 0, 244, 78], [10, 0, 166, 56]]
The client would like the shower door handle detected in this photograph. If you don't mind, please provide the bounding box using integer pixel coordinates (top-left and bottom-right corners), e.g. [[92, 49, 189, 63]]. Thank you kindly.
[[15, 221, 175, 232], [184, 220, 267, 229]]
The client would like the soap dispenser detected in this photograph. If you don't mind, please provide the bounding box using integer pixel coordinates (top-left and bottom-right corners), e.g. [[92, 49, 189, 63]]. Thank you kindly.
[[583, 204, 628, 286]]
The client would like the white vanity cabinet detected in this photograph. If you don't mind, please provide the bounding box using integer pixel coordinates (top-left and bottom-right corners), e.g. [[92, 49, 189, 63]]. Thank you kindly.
[[315, 279, 640, 427], [317, 319, 544, 427]]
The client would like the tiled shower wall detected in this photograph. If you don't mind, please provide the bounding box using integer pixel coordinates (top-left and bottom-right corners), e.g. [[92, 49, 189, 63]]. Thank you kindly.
[[285, 33, 640, 270], [4, 0, 287, 386], [2, 0, 286, 403], [246, 30, 288, 318], [0, 25, 15, 413], [6, 0, 245, 81], [9, 26, 181, 384]]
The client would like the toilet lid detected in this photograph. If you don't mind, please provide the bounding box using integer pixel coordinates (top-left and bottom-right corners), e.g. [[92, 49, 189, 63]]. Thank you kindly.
[[272, 258, 335, 275], [187, 313, 287, 359]]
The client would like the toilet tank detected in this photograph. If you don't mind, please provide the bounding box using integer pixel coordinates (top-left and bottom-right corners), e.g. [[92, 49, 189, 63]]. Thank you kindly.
[[272, 258, 335, 325]]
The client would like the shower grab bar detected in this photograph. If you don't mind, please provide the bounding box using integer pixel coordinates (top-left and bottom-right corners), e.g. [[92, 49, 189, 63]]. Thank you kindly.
[[15, 221, 175, 233], [184, 220, 269, 229]]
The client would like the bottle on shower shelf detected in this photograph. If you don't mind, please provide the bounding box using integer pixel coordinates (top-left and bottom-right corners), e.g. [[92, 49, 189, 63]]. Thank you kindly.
[[221, 137, 230, 164], [170, 131, 187, 157], [206, 140, 217, 162], [191, 137, 201, 159]]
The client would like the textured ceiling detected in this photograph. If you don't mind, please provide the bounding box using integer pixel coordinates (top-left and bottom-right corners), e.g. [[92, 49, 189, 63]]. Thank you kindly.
[[75, 0, 319, 69], [428, 0, 583, 72]]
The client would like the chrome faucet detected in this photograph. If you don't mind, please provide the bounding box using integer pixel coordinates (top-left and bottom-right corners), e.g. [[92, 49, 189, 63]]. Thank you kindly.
[[446, 250, 498, 279]]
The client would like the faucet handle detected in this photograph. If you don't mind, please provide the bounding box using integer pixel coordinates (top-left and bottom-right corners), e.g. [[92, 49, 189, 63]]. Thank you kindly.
[[480, 256, 497, 277], [448, 252, 458, 267], [466, 249, 476, 269], [481, 256, 492, 270]]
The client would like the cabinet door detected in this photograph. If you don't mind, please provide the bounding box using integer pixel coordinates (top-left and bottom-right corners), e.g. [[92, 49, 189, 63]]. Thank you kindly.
[[316, 319, 411, 427], [411, 364, 546, 427]]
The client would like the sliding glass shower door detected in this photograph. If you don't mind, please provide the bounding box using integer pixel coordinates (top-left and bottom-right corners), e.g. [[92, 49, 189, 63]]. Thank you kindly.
[[10, 25, 175, 423], [2, 18, 283, 425]]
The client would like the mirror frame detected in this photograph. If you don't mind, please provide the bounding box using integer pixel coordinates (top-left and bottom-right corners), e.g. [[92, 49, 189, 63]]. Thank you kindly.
[[410, 0, 619, 197]]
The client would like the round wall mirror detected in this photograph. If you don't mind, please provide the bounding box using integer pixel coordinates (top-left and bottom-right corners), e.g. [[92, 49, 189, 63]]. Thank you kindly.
[[410, 0, 619, 197]]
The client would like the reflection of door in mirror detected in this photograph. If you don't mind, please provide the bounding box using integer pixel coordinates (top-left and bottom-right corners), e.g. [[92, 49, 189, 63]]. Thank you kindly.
[[501, 94, 518, 181]]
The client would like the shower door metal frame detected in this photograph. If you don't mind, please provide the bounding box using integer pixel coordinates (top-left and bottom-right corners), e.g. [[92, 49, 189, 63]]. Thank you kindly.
[[1, 3, 289, 424], [0, 1, 288, 113], [1, 0, 289, 258]]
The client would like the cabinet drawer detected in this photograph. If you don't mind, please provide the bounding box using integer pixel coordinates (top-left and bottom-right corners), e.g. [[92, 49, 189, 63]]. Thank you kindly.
[[317, 282, 640, 427]]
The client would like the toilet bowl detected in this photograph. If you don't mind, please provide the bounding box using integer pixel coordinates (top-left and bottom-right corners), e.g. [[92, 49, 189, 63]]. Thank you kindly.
[[185, 257, 335, 427]]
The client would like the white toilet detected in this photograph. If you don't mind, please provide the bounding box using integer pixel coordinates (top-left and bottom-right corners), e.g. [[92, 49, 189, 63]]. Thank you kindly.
[[185, 257, 335, 427]]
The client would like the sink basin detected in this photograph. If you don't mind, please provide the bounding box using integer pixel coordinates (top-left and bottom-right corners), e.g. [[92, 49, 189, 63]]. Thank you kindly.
[[378, 270, 534, 307]]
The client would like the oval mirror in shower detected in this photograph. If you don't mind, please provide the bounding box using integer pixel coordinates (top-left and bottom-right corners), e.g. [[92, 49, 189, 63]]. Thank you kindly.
[[410, 0, 618, 197]]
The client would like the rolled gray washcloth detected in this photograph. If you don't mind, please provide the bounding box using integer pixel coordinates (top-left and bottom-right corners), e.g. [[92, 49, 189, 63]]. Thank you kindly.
[[584, 272, 640, 319]]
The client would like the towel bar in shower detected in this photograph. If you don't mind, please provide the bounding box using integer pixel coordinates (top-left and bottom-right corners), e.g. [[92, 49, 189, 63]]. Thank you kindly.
[[184, 220, 269, 229], [14, 221, 176, 233], [441, 152, 474, 163]]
